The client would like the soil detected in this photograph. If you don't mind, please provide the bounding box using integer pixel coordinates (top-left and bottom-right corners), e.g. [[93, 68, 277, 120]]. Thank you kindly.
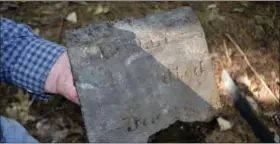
[[0, 1, 279, 143], [148, 120, 218, 143]]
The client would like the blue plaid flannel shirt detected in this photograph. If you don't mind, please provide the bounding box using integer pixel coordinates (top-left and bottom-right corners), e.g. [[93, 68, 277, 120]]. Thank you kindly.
[[0, 18, 65, 100]]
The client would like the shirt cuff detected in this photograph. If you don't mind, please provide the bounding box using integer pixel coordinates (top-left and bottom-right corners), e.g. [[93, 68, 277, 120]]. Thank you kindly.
[[11, 38, 65, 100]]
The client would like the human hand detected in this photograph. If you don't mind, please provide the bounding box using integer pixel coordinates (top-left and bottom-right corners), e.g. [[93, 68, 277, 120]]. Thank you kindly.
[[44, 51, 79, 104]]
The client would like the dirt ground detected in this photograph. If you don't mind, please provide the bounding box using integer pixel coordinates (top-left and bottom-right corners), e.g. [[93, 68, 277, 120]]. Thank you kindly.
[[0, 1, 279, 142]]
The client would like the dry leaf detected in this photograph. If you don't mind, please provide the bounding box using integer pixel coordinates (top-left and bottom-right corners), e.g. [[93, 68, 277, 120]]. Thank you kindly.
[[233, 8, 245, 13], [33, 28, 40, 35], [217, 117, 232, 131], [94, 4, 103, 15], [207, 4, 217, 9], [275, 134, 279, 143], [103, 6, 110, 14], [87, 7, 93, 12], [240, 74, 251, 87]]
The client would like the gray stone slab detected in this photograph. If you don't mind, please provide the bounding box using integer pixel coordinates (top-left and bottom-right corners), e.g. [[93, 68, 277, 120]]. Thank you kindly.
[[65, 7, 218, 142]]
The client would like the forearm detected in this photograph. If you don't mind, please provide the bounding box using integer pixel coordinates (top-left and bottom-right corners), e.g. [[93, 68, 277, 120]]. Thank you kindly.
[[0, 18, 65, 99]]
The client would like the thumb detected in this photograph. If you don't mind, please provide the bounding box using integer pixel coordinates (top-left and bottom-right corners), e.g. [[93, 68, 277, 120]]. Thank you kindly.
[[45, 52, 79, 104], [56, 69, 79, 104]]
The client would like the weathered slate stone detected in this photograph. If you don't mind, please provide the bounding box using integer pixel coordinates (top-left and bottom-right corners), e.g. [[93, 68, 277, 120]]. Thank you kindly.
[[65, 7, 218, 142]]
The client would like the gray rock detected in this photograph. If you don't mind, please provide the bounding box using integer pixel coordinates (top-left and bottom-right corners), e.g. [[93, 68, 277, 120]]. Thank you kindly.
[[65, 6, 218, 142]]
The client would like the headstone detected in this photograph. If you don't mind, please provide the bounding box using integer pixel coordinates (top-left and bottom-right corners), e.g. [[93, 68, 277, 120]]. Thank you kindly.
[[65, 7, 218, 142]]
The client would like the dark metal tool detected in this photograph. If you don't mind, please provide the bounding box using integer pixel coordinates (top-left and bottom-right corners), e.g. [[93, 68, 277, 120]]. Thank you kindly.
[[222, 70, 275, 142]]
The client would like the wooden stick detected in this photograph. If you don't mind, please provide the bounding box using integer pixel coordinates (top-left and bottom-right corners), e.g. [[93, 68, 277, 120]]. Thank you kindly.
[[223, 39, 232, 65], [58, 2, 69, 44], [57, 18, 65, 44], [225, 33, 279, 103]]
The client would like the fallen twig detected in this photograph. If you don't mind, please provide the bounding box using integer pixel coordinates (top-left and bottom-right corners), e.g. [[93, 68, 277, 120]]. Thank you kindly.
[[57, 18, 65, 44], [223, 39, 232, 65], [58, 2, 69, 44], [225, 33, 279, 103]]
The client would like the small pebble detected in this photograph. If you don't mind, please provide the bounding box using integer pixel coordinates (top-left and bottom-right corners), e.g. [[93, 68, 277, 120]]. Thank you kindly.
[[66, 12, 78, 23]]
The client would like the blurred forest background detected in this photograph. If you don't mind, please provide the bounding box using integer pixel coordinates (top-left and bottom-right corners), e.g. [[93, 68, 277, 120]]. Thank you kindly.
[[0, 1, 279, 142]]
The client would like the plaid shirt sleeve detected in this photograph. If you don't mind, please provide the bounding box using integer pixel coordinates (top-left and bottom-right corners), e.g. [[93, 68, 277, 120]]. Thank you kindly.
[[0, 18, 65, 100]]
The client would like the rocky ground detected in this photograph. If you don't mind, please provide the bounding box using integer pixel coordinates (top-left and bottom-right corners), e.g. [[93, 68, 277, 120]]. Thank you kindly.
[[0, 1, 279, 142]]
